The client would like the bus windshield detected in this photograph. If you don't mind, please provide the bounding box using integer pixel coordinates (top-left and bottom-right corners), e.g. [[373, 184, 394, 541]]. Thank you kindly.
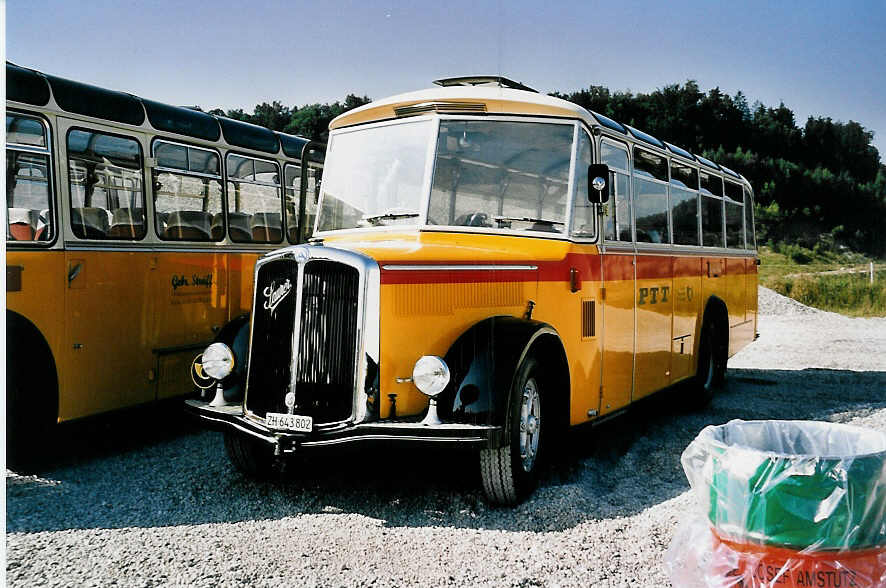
[[316, 118, 577, 234]]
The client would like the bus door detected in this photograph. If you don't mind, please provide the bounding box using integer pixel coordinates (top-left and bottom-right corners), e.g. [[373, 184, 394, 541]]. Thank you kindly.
[[600, 244, 636, 414], [59, 118, 156, 418]]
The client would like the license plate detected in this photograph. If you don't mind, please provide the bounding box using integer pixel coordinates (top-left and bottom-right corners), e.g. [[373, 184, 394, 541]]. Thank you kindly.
[[265, 412, 313, 433]]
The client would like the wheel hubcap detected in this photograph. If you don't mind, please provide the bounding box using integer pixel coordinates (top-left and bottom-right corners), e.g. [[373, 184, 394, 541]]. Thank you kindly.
[[519, 378, 541, 472]]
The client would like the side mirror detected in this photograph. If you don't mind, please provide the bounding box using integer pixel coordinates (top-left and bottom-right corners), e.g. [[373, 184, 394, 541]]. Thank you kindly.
[[587, 164, 611, 204]]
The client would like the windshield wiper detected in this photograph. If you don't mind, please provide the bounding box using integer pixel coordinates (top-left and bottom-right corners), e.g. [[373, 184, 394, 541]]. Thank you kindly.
[[493, 216, 564, 226], [361, 210, 420, 225]]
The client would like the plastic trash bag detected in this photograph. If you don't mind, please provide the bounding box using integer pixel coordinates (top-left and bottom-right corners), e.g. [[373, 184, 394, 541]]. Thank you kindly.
[[665, 420, 886, 587]]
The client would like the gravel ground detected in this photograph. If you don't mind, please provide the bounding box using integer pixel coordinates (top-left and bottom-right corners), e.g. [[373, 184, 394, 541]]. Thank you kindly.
[[7, 287, 886, 587]]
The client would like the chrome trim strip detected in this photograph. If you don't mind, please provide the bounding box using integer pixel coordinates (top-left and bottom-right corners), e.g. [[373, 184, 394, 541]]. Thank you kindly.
[[381, 264, 537, 271], [301, 434, 490, 447]]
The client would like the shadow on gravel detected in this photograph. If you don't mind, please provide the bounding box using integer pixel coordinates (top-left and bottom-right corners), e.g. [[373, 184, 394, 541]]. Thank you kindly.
[[7, 368, 885, 535]]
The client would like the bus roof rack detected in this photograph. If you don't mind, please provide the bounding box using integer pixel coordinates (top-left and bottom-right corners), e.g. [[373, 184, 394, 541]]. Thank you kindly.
[[433, 76, 537, 93]]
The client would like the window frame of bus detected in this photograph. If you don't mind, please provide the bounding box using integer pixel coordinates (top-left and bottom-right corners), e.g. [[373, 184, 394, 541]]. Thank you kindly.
[[283, 162, 322, 244], [669, 157, 701, 247], [224, 151, 284, 244], [744, 186, 756, 250], [424, 116, 577, 239], [66, 126, 147, 241], [151, 138, 224, 242], [6, 110, 57, 246], [596, 136, 633, 244], [699, 169, 725, 248], [631, 145, 671, 245]]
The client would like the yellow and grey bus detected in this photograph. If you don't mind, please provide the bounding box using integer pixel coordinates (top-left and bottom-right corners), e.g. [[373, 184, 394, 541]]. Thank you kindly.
[[5, 62, 323, 465], [186, 76, 758, 504]]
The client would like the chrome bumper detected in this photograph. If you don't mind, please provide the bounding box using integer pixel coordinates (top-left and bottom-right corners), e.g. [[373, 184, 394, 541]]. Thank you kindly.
[[185, 399, 501, 453]]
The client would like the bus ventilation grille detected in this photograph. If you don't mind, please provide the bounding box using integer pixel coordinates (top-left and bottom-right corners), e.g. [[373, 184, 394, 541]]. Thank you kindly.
[[582, 299, 595, 338]]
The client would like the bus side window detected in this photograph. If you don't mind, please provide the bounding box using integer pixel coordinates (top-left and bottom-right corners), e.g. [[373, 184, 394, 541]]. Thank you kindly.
[[724, 181, 744, 248], [632, 147, 669, 244], [67, 129, 146, 240], [599, 140, 631, 242], [699, 171, 724, 247], [670, 161, 700, 246], [226, 154, 283, 244], [6, 113, 54, 242], [152, 141, 222, 242], [744, 187, 756, 250]]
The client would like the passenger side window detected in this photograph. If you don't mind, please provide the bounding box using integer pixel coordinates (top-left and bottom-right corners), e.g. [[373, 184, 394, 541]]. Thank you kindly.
[[699, 170, 724, 247], [599, 140, 632, 242], [744, 187, 756, 250], [226, 154, 283, 243], [724, 181, 744, 248], [152, 141, 222, 241], [670, 161, 699, 246], [68, 129, 145, 240], [6, 113, 54, 242], [285, 163, 321, 244], [632, 148, 669, 244]]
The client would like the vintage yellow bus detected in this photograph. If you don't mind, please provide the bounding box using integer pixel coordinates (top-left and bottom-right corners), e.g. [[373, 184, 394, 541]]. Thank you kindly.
[[186, 76, 758, 504], [5, 62, 324, 466]]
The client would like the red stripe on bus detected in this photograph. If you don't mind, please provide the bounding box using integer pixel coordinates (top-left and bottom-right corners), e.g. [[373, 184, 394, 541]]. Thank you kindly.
[[379, 254, 750, 285]]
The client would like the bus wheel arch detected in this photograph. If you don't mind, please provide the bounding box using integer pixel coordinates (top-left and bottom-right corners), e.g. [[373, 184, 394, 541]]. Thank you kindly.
[[7, 310, 59, 468], [688, 298, 729, 407]]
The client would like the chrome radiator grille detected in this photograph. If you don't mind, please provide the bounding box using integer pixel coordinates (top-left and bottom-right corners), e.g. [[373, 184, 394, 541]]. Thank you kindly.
[[245, 257, 360, 424]]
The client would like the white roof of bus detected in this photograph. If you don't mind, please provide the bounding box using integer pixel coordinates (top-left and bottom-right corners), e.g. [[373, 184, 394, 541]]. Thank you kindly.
[[329, 86, 592, 130]]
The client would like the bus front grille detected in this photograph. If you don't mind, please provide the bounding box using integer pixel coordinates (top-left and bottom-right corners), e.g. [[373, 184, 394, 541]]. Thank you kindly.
[[245, 257, 360, 425]]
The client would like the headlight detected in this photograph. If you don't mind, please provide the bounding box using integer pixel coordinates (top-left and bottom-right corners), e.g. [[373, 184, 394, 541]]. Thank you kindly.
[[202, 342, 235, 380], [412, 355, 450, 397]]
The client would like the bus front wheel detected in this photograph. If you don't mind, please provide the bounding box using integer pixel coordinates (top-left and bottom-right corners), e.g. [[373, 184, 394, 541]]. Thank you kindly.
[[480, 356, 544, 505], [223, 431, 276, 478]]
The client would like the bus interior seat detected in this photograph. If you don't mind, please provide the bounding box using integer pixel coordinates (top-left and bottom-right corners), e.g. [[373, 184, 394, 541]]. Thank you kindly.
[[162, 210, 212, 241], [7, 208, 40, 241], [107, 208, 146, 239], [34, 208, 50, 240], [215, 211, 252, 241], [454, 212, 491, 227], [71, 207, 111, 239], [251, 212, 282, 242]]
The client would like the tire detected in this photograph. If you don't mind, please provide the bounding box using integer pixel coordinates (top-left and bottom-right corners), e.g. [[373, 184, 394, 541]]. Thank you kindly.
[[480, 356, 544, 505], [6, 336, 57, 472], [686, 318, 725, 409], [223, 431, 276, 478]]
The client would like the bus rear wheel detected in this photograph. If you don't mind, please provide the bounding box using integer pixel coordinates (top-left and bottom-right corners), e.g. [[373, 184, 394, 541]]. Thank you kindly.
[[6, 337, 57, 471], [480, 356, 544, 505], [686, 319, 726, 409], [223, 432, 276, 478]]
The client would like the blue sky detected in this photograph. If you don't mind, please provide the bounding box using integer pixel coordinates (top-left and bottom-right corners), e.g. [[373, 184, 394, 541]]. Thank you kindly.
[[7, 0, 886, 157]]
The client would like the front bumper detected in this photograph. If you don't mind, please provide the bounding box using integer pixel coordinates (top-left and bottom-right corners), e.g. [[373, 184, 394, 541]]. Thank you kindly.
[[185, 399, 502, 453]]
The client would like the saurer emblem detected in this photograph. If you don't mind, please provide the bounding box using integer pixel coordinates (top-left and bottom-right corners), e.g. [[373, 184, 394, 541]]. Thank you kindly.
[[263, 279, 292, 318]]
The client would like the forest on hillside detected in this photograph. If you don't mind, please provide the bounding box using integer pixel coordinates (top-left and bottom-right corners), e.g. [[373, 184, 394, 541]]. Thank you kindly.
[[207, 82, 886, 256]]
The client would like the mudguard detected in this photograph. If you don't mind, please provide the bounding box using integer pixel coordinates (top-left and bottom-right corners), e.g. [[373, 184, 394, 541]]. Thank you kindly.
[[213, 313, 250, 402], [437, 316, 563, 431]]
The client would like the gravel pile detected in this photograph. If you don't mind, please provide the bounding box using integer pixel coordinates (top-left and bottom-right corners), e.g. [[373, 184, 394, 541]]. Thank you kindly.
[[7, 288, 886, 587]]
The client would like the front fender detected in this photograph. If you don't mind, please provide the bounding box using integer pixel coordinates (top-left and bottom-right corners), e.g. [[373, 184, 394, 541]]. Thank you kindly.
[[213, 313, 250, 402], [437, 316, 556, 429]]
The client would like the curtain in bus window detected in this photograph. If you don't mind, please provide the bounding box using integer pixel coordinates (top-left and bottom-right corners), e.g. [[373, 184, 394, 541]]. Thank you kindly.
[[428, 121, 572, 233], [67, 129, 145, 240], [225, 154, 282, 243], [701, 194, 724, 247]]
